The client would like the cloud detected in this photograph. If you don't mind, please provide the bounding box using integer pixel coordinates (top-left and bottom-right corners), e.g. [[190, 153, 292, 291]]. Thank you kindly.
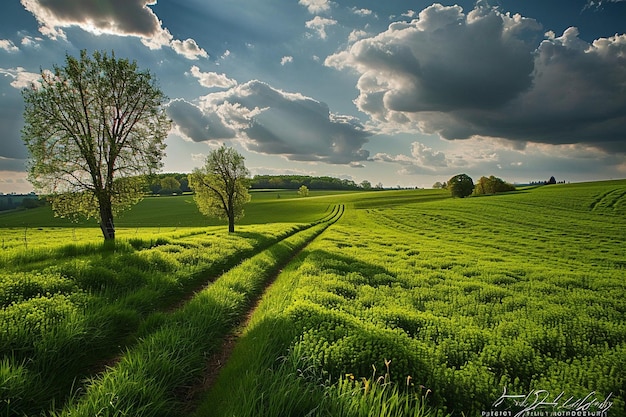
[[189, 66, 237, 89], [21, 36, 43, 48], [348, 30, 368, 43], [171, 38, 209, 60], [0, 67, 40, 89], [351, 8, 375, 18], [326, 3, 626, 153], [306, 16, 337, 40], [371, 141, 449, 174], [299, 0, 332, 14], [584, 0, 626, 9], [0, 40, 19, 53], [20, 0, 207, 59], [171, 81, 371, 165], [166, 99, 236, 142], [281, 56, 294, 66]]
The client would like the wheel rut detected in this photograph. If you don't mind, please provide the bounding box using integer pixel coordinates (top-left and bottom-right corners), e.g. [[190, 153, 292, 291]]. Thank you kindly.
[[179, 204, 344, 413]]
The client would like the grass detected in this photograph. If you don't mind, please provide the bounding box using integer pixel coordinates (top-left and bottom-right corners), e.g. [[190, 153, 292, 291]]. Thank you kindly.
[[0, 189, 351, 228], [1, 180, 625, 416], [196, 180, 626, 417], [51, 208, 343, 417], [0, 221, 316, 416]]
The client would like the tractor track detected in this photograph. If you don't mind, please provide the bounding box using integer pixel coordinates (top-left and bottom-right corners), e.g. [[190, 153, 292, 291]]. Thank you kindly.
[[179, 204, 344, 412]]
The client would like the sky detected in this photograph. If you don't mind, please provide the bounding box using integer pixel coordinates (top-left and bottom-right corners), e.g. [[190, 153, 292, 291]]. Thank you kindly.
[[1, 0, 625, 193]]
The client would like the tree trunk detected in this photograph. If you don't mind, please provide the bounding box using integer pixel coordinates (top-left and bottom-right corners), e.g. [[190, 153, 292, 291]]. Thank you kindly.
[[99, 198, 115, 240], [228, 212, 235, 233]]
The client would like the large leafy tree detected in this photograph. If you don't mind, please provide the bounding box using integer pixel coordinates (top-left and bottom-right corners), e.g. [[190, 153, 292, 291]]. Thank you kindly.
[[189, 145, 251, 233], [448, 173, 474, 198], [22, 50, 170, 240], [474, 175, 516, 195]]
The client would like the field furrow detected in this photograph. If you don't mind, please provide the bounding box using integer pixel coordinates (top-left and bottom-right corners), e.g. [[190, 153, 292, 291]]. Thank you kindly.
[[50, 205, 343, 417], [0, 206, 340, 416]]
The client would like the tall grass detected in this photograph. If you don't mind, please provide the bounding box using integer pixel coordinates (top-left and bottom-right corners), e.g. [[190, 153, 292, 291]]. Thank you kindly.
[[0, 222, 310, 416], [53, 219, 336, 416], [198, 181, 626, 417]]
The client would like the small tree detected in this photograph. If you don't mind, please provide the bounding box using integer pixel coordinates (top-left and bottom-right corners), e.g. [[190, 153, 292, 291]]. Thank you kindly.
[[298, 185, 310, 197], [360, 180, 372, 190], [21, 50, 170, 240], [448, 174, 474, 198], [188, 145, 251, 233]]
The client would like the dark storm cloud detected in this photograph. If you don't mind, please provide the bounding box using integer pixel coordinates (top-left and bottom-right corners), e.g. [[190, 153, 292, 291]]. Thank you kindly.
[[172, 80, 372, 165], [326, 3, 626, 153]]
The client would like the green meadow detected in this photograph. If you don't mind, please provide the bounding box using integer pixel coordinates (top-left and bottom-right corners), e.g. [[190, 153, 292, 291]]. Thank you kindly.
[[1, 181, 625, 416]]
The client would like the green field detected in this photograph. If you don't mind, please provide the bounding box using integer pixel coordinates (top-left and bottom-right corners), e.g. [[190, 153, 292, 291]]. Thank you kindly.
[[1, 181, 625, 416]]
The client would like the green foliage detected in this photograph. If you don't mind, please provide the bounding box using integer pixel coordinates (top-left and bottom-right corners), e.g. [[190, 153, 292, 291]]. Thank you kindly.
[[473, 175, 516, 195], [447, 173, 474, 198], [189, 145, 251, 232], [298, 185, 310, 197], [0, 222, 307, 416], [158, 176, 182, 195], [21, 49, 170, 239], [201, 181, 626, 416], [53, 214, 336, 416], [251, 174, 359, 190], [2, 181, 626, 416]]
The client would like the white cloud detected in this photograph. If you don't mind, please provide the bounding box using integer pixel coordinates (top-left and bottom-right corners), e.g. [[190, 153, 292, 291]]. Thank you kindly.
[[351, 8, 375, 17], [281, 56, 294, 66], [305, 16, 337, 40], [0, 67, 41, 89], [371, 141, 449, 174], [189, 66, 237, 89], [584, 0, 626, 9], [326, 3, 626, 153], [170, 81, 371, 165], [170, 38, 208, 60], [348, 30, 368, 43], [298, 0, 332, 14], [20, 36, 42, 48], [20, 0, 208, 60], [0, 40, 19, 53]]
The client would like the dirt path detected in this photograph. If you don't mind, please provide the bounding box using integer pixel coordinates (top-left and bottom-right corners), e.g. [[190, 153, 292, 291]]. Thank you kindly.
[[180, 204, 344, 413]]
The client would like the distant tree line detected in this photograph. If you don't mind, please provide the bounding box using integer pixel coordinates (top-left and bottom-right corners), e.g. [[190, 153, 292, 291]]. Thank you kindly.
[[250, 175, 364, 190], [147, 173, 192, 195], [529, 176, 565, 185], [0, 194, 46, 211]]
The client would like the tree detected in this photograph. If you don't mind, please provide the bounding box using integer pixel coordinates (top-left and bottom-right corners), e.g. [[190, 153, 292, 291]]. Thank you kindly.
[[298, 185, 310, 197], [360, 180, 372, 190], [432, 181, 443, 189], [159, 176, 181, 195], [474, 175, 516, 195], [188, 145, 251, 233], [21, 50, 170, 240], [448, 174, 474, 198]]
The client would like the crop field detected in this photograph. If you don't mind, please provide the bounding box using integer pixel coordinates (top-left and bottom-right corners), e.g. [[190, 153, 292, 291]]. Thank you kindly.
[[1, 181, 625, 416]]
